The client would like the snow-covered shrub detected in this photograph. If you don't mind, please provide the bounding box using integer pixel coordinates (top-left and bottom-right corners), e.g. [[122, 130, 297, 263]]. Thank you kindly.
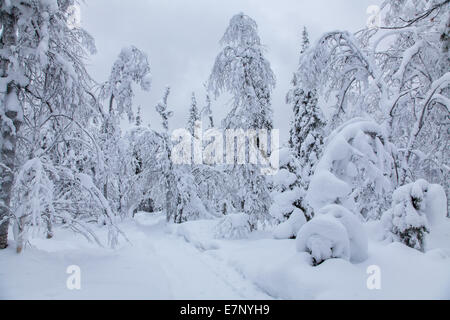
[[296, 214, 350, 266], [318, 205, 368, 263], [269, 148, 309, 228], [214, 213, 251, 240], [12, 158, 57, 252], [381, 179, 431, 251], [306, 119, 394, 220], [268, 149, 303, 221], [273, 209, 306, 240]]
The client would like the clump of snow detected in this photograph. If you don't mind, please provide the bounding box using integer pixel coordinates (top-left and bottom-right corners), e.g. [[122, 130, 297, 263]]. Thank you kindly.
[[425, 184, 448, 227], [277, 147, 292, 168], [318, 205, 368, 262], [306, 171, 351, 211], [269, 187, 302, 221], [271, 168, 297, 190], [296, 214, 350, 266], [273, 208, 306, 240], [214, 213, 251, 240]]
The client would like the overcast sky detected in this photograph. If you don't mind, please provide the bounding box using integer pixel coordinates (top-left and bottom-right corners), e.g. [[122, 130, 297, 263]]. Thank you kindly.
[[81, 0, 382, 143]]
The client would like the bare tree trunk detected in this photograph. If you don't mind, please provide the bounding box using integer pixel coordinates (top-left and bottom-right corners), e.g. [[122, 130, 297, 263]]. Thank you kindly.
[[0, 10, 21, 249]]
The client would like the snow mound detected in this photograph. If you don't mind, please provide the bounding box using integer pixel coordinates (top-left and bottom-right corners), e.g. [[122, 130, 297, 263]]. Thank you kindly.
[[318, 205, 368, 262], [296, 214, 350, 266], [176, 220, 220, 251], [273, 208, 307, 240], [214, 213, 251, 240], [425, 184, 448, 226]]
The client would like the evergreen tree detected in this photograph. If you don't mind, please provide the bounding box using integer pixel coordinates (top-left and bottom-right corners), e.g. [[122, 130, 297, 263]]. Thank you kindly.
[[287, 27, 326, 188], [301, 26, 310, 54], [187, 92, 200, 137], [135, 106, 142, 127], [202, 92, 215, 129]]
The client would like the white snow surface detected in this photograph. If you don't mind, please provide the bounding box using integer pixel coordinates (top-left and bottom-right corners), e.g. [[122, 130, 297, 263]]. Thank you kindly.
[[1, 212, 450, 300]]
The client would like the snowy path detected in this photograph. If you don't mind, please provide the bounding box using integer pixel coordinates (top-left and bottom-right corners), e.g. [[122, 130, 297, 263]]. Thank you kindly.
[[0, 214, 272, 300], [132, 214, 272, 300]]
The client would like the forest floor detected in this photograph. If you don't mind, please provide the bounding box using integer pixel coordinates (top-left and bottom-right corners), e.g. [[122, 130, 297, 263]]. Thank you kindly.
[[1, 212, 450, 299]]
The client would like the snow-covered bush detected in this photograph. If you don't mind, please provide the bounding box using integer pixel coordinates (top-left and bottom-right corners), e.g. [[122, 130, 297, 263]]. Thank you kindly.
[[296, 214, 350, 266], [12, 158, 56, 252], [306, 119, 394, 220], [382, 179, 447, 251], [296, 204, 368, 265], [214, 213, 251, 240], [318, 205, 368, 263], [273, 209, 306, 240], [269, 148, 304, 222]]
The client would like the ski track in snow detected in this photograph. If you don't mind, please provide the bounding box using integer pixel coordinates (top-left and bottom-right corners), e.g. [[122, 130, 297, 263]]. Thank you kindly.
[[133, 214, 272, 300]]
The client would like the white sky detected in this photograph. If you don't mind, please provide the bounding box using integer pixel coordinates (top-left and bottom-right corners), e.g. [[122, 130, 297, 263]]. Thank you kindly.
[[81, 0, 382, 143]]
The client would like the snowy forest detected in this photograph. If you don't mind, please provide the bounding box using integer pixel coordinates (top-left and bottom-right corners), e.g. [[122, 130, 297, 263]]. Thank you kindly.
[[0, 0, 449, 300]]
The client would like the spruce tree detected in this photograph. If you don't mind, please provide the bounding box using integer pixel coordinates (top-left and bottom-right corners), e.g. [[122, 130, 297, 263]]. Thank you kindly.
[[287, 27, 326, 188], [187, 92, 200, 137]]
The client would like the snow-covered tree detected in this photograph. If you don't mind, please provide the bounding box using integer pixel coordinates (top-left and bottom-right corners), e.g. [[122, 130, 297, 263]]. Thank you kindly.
[[298, 0, 449, 191], [96, 46, 151, 216], [208, 13, 275, 230], [306, 119, 395, 220], [209, 12, 276, 130], [154, 87, 208, 223], [0, 0, 22, 249], [286, 27, 327, 219], [100, 46, 151, 121], [187, 92, 200, 137], [202, 92, 214, 129], [0, 0, 122, 250], [300, 27, 310, 55], [269, 148, 307, 238], [287, 85, 326, 186], [135, 106, 142, 126]]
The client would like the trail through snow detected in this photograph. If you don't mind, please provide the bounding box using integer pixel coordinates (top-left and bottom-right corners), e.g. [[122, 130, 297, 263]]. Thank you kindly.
[[0, 213, 271, 300]]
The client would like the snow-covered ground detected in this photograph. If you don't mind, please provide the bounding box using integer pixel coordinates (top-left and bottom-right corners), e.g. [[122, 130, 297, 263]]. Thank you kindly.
[[1, 212, 450, 300]]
